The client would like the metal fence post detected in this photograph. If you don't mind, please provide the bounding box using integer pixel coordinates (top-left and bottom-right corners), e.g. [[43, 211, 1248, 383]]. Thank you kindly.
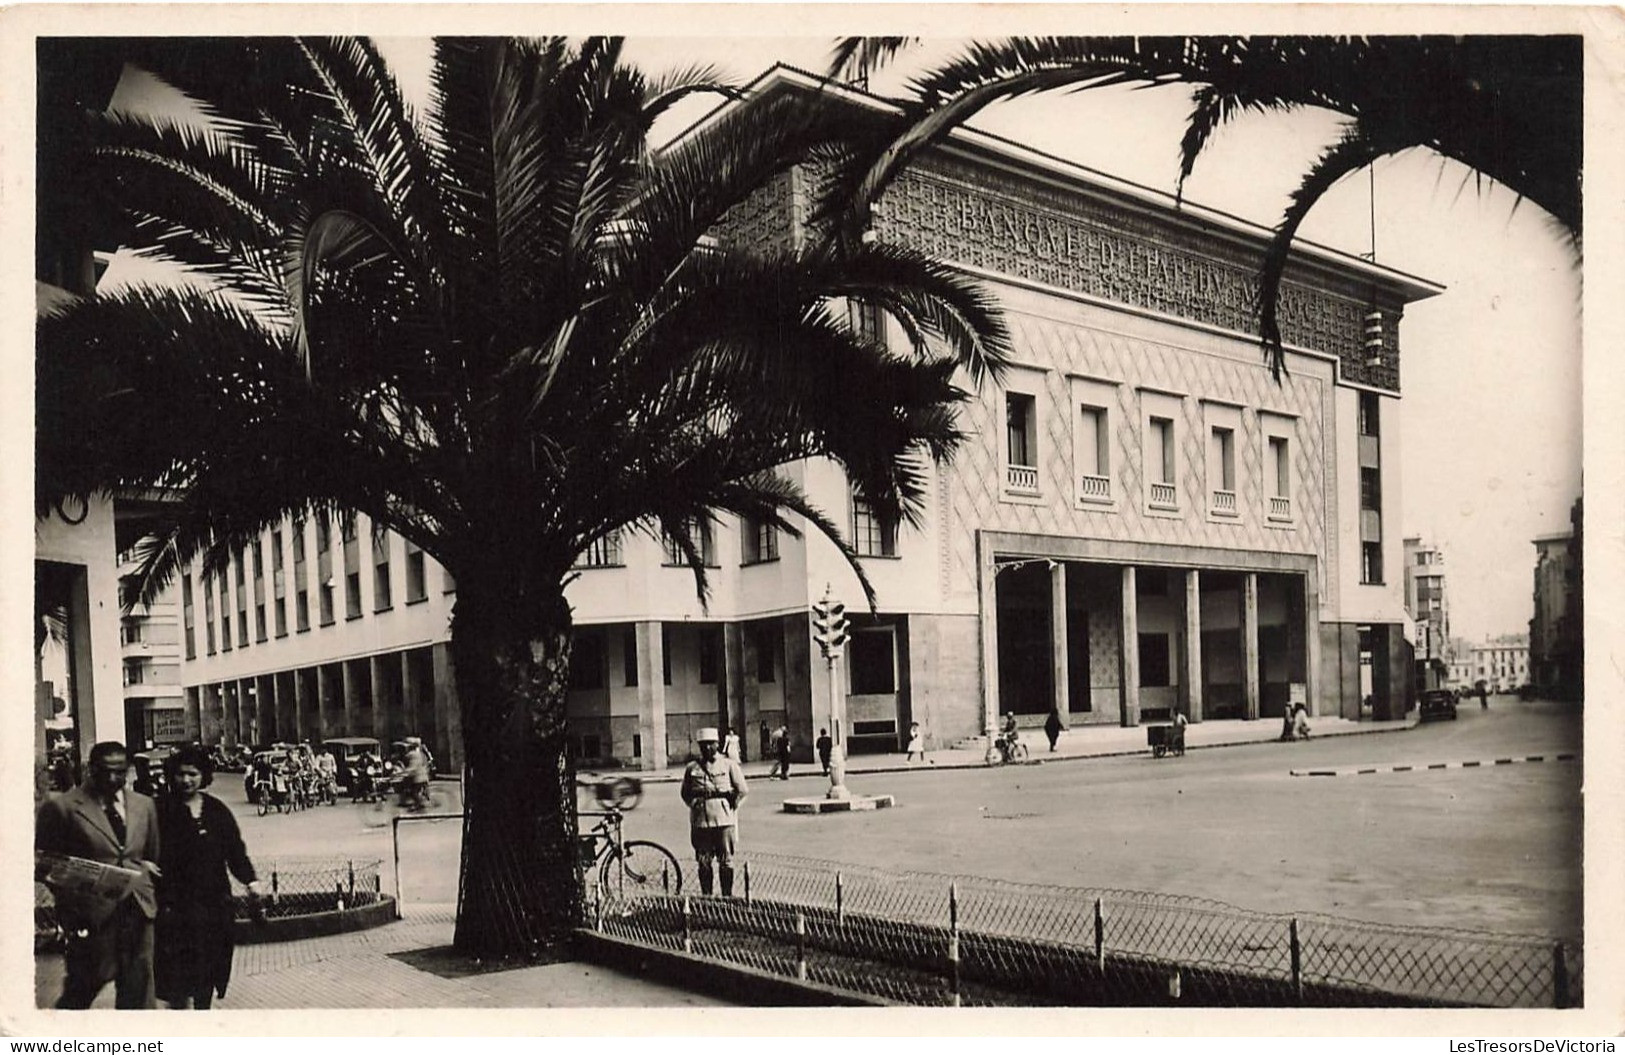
[[270, 866, 279, 898], [743, 860, 751, 904], [796, 910, 808, 981], [593, 884, 604, 932], [1094, 897, 1105, 975], [836, 872, 844, 928], [682, 894, 692, 954], [390, 816, 404, 919], [1553, 941, 1570, 1009], [1290, 918, 1303, 1004], [347, 859, 355, 900], [948, 882, 962, 1007]]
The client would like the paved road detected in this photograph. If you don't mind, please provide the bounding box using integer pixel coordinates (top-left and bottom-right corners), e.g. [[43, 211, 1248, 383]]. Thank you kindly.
[[223, 697, 1581, 941]]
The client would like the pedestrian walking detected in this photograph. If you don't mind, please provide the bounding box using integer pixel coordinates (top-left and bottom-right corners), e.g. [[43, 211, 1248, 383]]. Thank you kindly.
[[1479, 682, 1490, 710], [154, 745, 264, 1010], [775, 725, 792, 780], [1044, 707, 1063, 752], [905, 722, 928, 763], [679, 728, 748, 896], [759, 720, 771, 761], [721, 726, 741, 762], [35, 741, 162, 1009], [816, 728, 833, 774]]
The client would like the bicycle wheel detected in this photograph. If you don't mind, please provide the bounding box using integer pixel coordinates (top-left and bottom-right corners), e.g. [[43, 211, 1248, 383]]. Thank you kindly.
[[601, 840, 682, 896], [1012, 742, 1029, 761], [258, 795, 269, 817]]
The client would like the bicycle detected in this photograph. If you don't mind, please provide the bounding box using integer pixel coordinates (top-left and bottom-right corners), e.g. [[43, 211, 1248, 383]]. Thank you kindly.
[[991, 734, 1029, 764], [580, 807, 682, 901], [362, 775, 446, 827]]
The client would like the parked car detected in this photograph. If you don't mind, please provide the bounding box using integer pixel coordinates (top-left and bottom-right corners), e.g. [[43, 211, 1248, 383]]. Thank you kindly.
[[322, 737, 381, 789], [131, 747, 177, 797], [1418, 688, 1459, 722]]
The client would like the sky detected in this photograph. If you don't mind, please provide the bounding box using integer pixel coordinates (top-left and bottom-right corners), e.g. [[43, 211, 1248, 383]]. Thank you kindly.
[[109, 34, 1586, 645]]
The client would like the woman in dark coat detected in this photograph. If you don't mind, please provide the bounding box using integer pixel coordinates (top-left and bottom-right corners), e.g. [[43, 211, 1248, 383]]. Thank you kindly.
[[154, 745, 262, 1009]]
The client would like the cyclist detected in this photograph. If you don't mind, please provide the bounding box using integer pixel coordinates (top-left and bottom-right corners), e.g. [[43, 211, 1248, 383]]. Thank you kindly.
[[679, 727, 748, 896], [999, 712, 1020, 762], [401, 737, 431, 811]]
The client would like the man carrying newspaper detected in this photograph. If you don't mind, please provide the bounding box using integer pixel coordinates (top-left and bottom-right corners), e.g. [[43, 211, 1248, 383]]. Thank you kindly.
[[36, 741, 162, 1008]]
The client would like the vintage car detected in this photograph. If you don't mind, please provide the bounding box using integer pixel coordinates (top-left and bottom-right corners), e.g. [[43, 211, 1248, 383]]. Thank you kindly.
[[1418, 688, 1459, 722]]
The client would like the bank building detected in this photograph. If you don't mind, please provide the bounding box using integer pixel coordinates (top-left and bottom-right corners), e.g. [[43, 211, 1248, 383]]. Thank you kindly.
[[44, 65, 1440, 773]]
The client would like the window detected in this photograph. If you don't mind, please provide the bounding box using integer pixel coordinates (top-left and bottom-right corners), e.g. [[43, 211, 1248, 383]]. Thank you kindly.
[[742, 517, 778, 564], [852, 494, 898, 557], [622, 626, 638, 687], [235, 549, 248, 646], [663, 519, 715, 566], [698, 627, 722, 685], [1264, 435, 1292, 521], [1147, 416, 1177, 509], [203, 576, 216, 654], [271, 530, 287, 637], [849, 629, 897, 695], [1360, 467, 1382, 512], [372, 523, 392, 610], [1138, 632, 1171, 688], [1359, 391, 1381, 437], [219, 571, 233, 651], [574, 530, 624, 569], [568, 630, 605, 691], [342, 516, 362, 619], [1209, 426, 1236, 515], [293, 517, 309, 632], [404, 540, 427, 603], [1078, 404, 1110, 501], [1005, 393, 1038, 492], [850, 300, 886, 347], [316, 513, 334, 625], [182, 574, 196, 660], [252, 540, 267, 642], [1362, 541, 1384, 585]]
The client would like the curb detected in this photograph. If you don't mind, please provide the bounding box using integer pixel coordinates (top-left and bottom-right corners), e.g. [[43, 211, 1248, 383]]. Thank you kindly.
[[572, 929, 888, 1006], [1292, 753, 1578, 778]]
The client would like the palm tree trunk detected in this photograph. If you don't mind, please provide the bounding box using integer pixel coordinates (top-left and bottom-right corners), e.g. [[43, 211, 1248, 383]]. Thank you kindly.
[[447, 582, 581, 960]]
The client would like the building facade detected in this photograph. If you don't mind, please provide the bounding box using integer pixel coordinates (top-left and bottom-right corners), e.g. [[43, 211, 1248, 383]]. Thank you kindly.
[[174, 69, 1440, 769], [1530, 497, 1583, 700], [1466, 635, 1529, 694], [1403, 536, 1450, 689]]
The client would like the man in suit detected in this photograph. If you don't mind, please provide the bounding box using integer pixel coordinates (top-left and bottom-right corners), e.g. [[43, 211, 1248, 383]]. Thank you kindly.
[[36, 741, 162, 1009]]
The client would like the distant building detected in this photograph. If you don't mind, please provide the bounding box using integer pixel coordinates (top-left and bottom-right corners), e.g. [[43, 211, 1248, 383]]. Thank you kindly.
[[117, 542, 187, 750], [1403, 536, 1450, 689], [1465, 635, 1529, 694], [1529, 497, 1583, 700]]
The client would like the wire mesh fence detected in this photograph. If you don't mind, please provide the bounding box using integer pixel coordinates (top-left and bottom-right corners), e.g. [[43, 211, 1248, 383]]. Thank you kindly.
[[587, 851, 1581, 1009], [34, 856, 385, 950]]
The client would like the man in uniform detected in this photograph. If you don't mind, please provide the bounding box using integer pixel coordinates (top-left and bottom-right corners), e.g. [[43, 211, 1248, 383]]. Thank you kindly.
[[679, 727, 748, 896]]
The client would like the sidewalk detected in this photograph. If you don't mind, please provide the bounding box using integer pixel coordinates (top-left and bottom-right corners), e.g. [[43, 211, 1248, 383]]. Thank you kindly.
[[33, 905, 729, 1010], [619, 711, 1419, 786]]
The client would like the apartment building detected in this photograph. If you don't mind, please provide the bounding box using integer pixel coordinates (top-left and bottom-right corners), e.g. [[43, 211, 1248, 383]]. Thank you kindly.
[[1403, 536, 1450, 688], [174, 68, 1439, 769]]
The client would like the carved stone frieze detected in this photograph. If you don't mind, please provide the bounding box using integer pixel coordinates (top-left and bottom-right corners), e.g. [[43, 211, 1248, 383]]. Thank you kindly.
[[871, 160, 1402, 392]]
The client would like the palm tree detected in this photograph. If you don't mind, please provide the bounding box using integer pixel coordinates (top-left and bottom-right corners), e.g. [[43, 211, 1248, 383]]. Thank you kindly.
[[37, 37, 1010, 959], [827, 35, 1582, 374]]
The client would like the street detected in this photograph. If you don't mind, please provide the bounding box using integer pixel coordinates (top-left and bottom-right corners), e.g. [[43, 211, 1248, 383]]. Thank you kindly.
[[222, 697, 1581, 942]]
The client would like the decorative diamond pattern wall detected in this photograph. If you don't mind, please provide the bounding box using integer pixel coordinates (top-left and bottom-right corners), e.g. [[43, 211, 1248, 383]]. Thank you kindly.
[[944, 311, 1334, 604]]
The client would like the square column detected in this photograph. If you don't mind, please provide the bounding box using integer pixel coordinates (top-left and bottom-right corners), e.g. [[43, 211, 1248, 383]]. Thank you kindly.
[[977, 534, 1000, 743], [1243, 572, 1261, 721], [1184, 569, 1203, 722], [1050, 561, 1070, 728], [634, 621, 668, 771], [1119, 565, 1140, 726], [723, 622, 746, 742], [1304, 573, 1322, 717], [431, 643, 462, 772]]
